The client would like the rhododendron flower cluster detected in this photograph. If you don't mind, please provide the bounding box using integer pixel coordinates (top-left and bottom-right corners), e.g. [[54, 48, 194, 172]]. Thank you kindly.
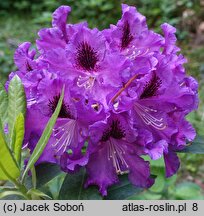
[[8, 4, 198, 196]]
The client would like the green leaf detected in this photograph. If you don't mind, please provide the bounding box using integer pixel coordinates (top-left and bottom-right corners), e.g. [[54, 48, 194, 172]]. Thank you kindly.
[[31, 166, 37, 189], [59, 168, 102, 200], [13, 113, 25, 165], [0, 188, 26, 199], [142, 156, 165, 167], [44, 173, 65, 200], [105, 175, 143, 200], [36, 163, 61, 189], [178, 136, 204, 154], [149, 168, 165, 193], [35, 164, 65, 200], [0, 133, 20, 181], [150, 157, 165, 167], [0, 118, 6, 142], [0, 83, 8, 127], [8, 75, 26, 148], [21, 87, 64, 182], [27, 188, 52, 200], [129, 191, 162, 200], [175, 182, 203, 200]]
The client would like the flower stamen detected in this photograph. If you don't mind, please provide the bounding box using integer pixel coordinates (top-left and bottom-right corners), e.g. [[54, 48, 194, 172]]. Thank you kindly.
[[53, 119, 77, 153], [108, 139, 129, 174], [134, 102, 166, 130]]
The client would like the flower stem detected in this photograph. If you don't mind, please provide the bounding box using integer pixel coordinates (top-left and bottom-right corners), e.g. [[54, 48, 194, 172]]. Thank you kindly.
[[111, 74, 138, 103]]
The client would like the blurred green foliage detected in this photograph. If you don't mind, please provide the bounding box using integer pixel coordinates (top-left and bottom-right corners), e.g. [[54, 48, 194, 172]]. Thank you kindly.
[[1, 0, 204, 80], [129, 157, 204, 200], [0, 0, 204, 200]]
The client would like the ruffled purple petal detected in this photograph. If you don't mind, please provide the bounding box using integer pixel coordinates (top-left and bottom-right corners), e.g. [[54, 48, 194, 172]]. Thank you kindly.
[[52, 5, 71, 43], [124, 152, 154, 188], [146, 140, 168, 160], [14, 42, 36, 71], [60, 151, 89, 173], [164, 151, 180, 177], [66, 26, 106, 71], [37, 28, 67, 52], [161, 23, 180, 54], [85, 143, 119, 196]]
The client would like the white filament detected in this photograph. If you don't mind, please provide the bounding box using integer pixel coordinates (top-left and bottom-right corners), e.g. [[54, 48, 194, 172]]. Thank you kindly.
[[123, 45, 150, 60], [53, 119, 78, 153], [134, 102, 166, 130], [107, 139, 129, 175]]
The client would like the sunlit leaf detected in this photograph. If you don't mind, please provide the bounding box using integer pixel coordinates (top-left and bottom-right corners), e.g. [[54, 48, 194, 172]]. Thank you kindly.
[[8, 75, 26, 148], [13, 113, 24, 165], [0, 118, 6, 142], [149, 168, 165, 193], [0, 133, 20, 181], [0, 188, 26, 199]]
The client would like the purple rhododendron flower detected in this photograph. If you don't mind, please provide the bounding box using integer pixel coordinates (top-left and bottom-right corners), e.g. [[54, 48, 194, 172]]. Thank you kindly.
[[7, 4, 198, 196]]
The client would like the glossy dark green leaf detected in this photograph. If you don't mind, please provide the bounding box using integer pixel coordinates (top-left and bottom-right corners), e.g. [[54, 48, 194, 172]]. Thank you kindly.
[[177, 136, 204, 154], [8, 75, 26, 148], [105, 175, 143, 200], [36, 163, 62, 188], [21, 87, 64, 181], [59, 168, 102, 200], [44, 173, 65, 200]]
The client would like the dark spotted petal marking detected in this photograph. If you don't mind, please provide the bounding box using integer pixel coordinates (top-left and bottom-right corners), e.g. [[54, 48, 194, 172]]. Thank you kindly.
[[26, 61, 33, 71], [121, 21, 133, 49], [101, 120, 126, 142], [76, 41, 98, 71], [140, 73, 162, 99], [48, 95, 73, 119]]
